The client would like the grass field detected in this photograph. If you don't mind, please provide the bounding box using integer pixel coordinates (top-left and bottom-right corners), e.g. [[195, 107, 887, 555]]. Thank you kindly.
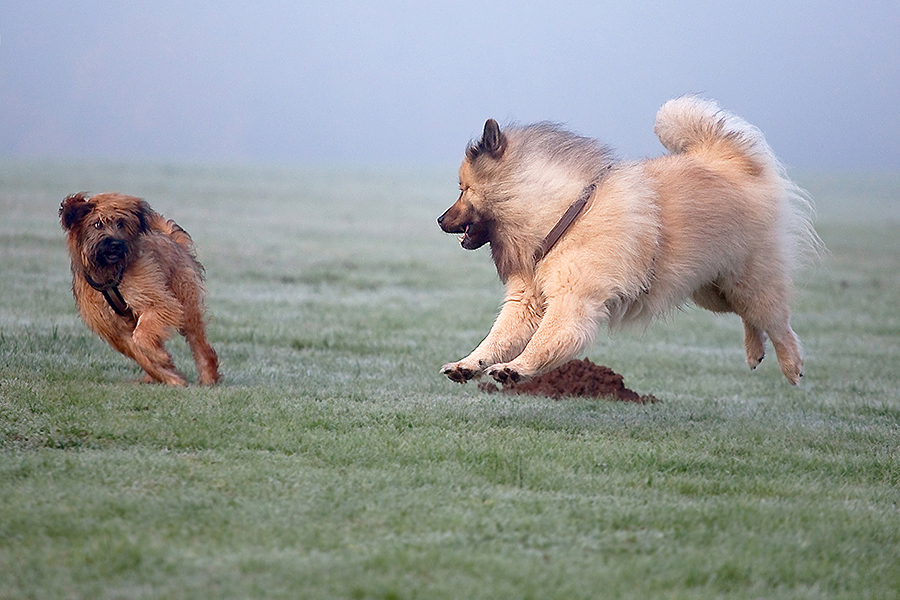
[[1, 160, 899, 599]]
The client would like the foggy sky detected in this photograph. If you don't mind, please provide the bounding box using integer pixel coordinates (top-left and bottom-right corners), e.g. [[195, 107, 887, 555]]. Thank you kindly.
[[1, 1, 898, 168]]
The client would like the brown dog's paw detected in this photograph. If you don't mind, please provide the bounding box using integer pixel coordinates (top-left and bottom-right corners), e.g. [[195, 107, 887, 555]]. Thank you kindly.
[[142, 369, 188, 387], [441, 362, 478, 384]]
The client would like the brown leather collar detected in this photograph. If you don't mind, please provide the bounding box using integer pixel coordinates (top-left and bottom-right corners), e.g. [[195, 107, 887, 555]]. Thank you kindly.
[[84, 271, 134, 320], [533, 167, 611, 264]]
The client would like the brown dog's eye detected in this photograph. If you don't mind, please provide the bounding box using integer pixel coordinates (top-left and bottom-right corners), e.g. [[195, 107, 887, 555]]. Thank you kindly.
[[93, 221, 103, 230], [116, 219, 125, 229]]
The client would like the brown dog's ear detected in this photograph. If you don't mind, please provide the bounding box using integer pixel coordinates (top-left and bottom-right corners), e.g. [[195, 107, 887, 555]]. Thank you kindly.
[[59, 193, 95, 231], [467, 119, 507, 161], [135, 199, 154, 233]]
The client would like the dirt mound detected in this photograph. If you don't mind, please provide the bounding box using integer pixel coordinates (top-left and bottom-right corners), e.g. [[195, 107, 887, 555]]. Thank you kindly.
[[478, 358, 658, 403]]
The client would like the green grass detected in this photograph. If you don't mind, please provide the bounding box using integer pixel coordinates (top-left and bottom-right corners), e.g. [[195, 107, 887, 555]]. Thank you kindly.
[[1, 160, 899, 599]]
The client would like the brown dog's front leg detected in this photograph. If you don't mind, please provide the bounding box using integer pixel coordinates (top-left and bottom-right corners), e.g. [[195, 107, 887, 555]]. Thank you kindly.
[[130, 310, 187, 386], [124, 341, 187, 386]]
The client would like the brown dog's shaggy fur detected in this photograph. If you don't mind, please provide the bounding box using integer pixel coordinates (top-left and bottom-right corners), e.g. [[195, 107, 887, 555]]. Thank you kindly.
[[439, 97, 822, 386], [60, 192, 220, 386]]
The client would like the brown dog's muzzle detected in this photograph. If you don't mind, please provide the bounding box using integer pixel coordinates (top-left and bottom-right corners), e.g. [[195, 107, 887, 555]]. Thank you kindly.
[[95, 238, 128, 267]]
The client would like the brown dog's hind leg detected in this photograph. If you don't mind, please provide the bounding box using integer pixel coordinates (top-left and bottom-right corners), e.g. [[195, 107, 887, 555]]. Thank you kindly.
[[175, 279, 220, 385], [181, 322, 220, 385]]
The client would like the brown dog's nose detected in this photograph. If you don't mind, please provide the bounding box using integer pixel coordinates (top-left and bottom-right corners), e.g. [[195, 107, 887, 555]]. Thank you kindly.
[[96, 238, 127, 266]]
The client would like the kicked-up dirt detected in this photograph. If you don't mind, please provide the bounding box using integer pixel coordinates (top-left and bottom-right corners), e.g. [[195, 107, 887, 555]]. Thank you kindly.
[[479, 358, 659, 404]]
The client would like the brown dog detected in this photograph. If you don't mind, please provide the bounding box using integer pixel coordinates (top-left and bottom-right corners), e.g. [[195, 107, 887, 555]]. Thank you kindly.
[[60, 192, 220, 386], [439, 97, 822, 386]]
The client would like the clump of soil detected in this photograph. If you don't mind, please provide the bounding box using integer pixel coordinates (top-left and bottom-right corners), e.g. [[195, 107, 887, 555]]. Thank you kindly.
[[479, 358, 658, 404]]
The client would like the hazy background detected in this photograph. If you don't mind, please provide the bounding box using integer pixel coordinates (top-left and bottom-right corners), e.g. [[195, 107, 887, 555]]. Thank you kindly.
[[1, 0, 898, 168]]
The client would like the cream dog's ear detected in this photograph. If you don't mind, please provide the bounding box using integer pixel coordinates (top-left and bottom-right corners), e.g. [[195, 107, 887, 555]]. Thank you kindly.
[[481, 119, 506, 158], [466, 118, 507, 161]]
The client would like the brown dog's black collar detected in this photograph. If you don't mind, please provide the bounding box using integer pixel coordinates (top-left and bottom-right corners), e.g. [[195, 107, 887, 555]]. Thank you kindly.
[[101, 286, 133, 319], [83, 272, 134, 320], [533, 166, 612, 264]]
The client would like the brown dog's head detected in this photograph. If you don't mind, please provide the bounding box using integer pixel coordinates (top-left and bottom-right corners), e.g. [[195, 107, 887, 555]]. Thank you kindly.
[[60, 192, 152, 287], [437, 119, 507, 250]]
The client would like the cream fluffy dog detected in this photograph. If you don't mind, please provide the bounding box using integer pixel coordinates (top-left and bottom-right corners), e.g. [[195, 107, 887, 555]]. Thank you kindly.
[[438, 97, 821, 385]]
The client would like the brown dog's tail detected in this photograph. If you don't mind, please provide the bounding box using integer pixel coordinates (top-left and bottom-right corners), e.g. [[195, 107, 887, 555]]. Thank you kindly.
[[146, 211, 196, 255]]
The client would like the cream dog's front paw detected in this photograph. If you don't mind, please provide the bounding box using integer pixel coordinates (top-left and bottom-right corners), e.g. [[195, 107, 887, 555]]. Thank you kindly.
[[440, 360, 483, 383], [487, 363, 533, 384]]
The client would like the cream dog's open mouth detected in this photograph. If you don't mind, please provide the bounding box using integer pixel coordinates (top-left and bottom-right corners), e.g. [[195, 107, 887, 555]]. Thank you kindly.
[[458, 225, 470, 246]]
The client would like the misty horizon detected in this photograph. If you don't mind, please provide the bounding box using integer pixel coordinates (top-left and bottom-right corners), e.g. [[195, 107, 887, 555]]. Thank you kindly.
[[1, 1, 898, 169]]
